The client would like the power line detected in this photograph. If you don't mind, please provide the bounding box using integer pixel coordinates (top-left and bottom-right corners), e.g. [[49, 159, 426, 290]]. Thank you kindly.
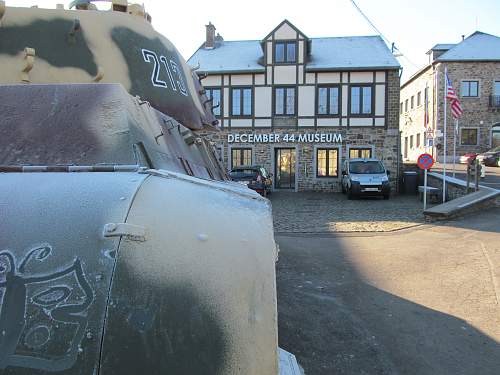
[[348, 0, 420, 69], [349, 0, 391, 46]]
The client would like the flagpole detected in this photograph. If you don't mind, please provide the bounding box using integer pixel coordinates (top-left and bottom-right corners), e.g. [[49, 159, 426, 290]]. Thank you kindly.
[[443, 67, 447, 203], [453, 118, 457, 177], [425, 83, 428, 153]]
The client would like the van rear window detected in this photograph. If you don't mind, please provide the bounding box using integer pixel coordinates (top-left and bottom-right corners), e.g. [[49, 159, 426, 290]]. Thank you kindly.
[[349, 161, 385, 174]]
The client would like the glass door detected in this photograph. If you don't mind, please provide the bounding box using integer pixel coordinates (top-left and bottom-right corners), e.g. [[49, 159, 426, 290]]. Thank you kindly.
[[275, 148, 296, 189], [492, 124, 500, 148]]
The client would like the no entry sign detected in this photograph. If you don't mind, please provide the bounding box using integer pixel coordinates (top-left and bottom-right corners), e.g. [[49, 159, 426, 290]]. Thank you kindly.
[[417, 153, 434, 170]]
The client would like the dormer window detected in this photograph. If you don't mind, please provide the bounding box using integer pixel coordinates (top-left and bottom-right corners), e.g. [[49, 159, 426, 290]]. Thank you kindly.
[[275, 41, 296, 64]]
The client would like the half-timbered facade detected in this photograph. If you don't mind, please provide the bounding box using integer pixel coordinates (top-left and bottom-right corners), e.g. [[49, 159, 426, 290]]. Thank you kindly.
[[188, 20, 401, 191]]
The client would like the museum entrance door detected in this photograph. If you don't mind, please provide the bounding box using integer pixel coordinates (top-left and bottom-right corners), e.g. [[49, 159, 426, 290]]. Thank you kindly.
[[274, 148, 296, 189]]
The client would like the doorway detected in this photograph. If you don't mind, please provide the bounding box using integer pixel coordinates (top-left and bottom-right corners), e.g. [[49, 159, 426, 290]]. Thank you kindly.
[[492, 124, 500, 148], [274, 148, 296, 189]]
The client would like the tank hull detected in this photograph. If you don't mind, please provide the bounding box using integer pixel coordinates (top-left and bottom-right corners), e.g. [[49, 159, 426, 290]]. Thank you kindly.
[[0, 171, 279, 374]]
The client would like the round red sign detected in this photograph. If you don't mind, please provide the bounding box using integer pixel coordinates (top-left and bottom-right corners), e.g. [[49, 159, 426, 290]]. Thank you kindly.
[[417, 153, 435, 170]]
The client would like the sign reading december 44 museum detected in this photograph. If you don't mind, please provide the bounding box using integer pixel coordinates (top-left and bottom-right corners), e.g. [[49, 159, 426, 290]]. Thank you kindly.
[[227, 133, 343, 144]]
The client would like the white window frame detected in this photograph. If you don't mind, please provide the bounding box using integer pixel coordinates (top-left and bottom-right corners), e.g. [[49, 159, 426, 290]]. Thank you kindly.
[[346, 145, 375, 160], [459, 127, 479, 146], [228, 144, 255, 170], [312, 145, 342, 181]]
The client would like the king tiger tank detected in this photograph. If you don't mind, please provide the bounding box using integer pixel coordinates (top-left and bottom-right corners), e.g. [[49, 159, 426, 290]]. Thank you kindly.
[[0, 2, 286, 374]]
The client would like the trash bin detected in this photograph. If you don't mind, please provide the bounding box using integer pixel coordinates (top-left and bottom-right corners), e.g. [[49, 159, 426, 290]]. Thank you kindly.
[[402, 171, 418, 195]]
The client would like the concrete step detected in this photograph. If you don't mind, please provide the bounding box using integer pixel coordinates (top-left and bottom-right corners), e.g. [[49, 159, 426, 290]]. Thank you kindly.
[[424, 187, 500, 219]]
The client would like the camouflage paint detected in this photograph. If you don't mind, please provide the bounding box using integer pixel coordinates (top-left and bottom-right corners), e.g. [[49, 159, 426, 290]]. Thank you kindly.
[[0, 83, 228, 180], [0, 19, 98, 77], [100, 275, 228, 374], [0, 6, 216, 131], [0, 172, 148, 375], [111, 27, 208, 130]]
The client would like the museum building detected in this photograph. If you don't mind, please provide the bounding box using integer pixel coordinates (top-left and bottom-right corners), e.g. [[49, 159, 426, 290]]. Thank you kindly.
[[188, 20, 401, 191]]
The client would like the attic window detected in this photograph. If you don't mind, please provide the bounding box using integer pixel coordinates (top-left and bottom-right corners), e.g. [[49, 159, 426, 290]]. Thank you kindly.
[[275, 42, 296, 64]]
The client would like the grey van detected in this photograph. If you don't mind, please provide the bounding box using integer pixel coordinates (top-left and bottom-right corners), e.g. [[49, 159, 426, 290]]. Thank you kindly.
[[341, 158, 391, 199]]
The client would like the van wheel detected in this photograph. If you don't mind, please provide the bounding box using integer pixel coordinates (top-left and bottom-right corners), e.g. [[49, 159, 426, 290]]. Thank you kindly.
[[383, 193, 390, 200]]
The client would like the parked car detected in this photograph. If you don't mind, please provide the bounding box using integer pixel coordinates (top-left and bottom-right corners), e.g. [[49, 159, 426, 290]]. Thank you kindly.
[[477, 146, 500, 167], [459, 152, 478, 164], [229, 165, 272, 196], [341, 158, 391, 199]]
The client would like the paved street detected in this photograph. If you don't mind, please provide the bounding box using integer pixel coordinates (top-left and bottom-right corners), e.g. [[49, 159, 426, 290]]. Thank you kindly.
[[276, 207, 500, 375], [270, 192, 426, 233], [432, 163, 500, 189]]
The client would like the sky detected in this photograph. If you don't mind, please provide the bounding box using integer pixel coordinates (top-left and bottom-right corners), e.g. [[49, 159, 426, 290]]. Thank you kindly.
[[8, 0, 500, 82]]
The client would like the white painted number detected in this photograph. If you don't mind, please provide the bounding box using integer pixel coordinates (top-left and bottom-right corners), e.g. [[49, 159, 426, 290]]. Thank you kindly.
[[168, 59, 188, 96], [159, 55, 176, 91], [142, 49, 188, 97], [142, 49, 167, 88]]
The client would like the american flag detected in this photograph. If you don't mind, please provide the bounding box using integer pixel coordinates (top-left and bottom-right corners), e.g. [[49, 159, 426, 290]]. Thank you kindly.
[[446, 73, 463, 119]]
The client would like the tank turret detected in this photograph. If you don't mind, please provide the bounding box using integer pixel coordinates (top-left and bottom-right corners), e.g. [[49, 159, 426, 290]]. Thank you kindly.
[[0, 0, 217, 130], [0, 2, 285, 374]]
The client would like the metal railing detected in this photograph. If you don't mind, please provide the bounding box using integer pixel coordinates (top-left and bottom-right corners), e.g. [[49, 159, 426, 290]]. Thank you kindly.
[[489, 95, 500, 108]]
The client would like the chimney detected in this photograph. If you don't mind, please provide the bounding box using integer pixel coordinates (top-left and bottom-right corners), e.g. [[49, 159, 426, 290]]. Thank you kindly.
[[205, 22, 216, 49]]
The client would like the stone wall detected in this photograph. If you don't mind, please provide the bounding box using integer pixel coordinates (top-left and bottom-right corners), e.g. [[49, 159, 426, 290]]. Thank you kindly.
[[197, 71, 401, 192], [401, 61, 500, 163], [427, 174, 468, 201], [435, 62, 500, 158]]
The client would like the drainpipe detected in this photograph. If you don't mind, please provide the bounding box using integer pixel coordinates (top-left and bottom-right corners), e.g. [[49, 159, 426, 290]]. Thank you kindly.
[[397, 130, 402, 193]]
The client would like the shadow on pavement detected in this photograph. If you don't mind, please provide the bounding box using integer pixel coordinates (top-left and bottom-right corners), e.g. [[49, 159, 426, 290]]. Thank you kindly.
[[276, 211, 500, 374]]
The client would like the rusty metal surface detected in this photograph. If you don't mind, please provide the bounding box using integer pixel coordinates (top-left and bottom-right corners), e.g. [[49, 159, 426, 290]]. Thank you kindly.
[[0, 171, 147, 374], [0, 83, 228, 180], [0, 84, 135, 166]]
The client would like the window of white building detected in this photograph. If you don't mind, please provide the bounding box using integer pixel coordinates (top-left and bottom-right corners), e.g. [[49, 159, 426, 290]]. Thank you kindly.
[[350, 86, 372, 115], [317, 86, 340, 116], [231, 87, 252, 116], [274, 87, 296, 116]]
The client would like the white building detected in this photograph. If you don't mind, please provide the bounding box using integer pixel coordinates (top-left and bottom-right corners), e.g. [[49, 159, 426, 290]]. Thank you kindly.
[[189, 20, 401, 191]]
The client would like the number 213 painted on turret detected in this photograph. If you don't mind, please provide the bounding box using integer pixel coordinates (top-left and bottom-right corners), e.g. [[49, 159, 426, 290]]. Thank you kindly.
[[142, 49, 188, 97]]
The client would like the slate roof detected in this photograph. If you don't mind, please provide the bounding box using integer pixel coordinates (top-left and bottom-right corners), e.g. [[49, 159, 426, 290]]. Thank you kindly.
[[187, 35, 400, 74], [430, 43, 456, 51], [437, 32, 500, 61], [306, 36, 400, 71], [188, 40, 265, 74]]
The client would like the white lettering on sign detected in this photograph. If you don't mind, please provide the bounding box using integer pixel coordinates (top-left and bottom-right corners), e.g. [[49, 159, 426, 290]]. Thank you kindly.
[[227, 133, 343, 143]]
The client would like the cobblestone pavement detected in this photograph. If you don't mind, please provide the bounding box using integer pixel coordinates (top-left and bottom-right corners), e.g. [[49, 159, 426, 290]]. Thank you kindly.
[[270, 192, 425, 233]]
